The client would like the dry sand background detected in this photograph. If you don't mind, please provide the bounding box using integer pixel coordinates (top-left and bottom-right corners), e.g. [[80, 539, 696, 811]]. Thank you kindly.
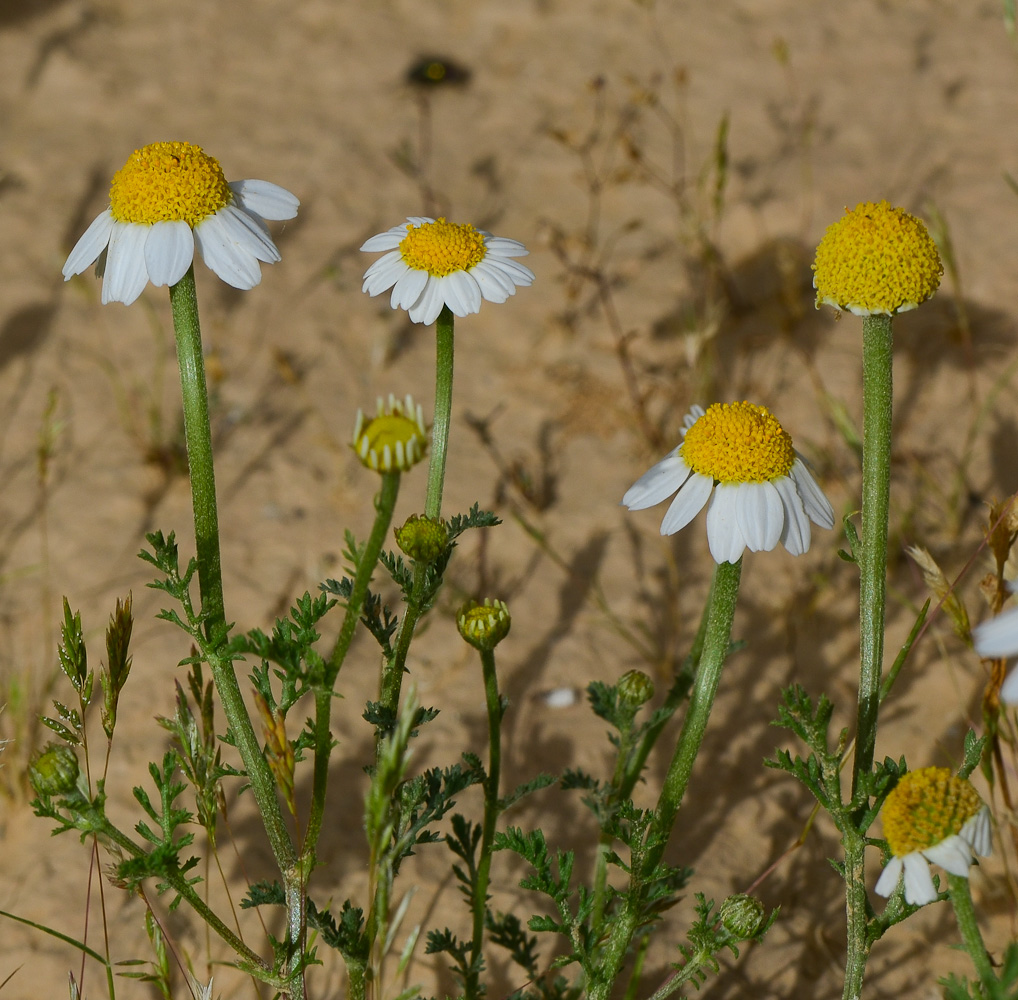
[[2, 0, 1018, 997]]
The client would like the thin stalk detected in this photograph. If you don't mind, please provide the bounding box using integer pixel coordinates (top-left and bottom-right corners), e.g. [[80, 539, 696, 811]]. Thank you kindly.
[[948, 873, 996, 988], [840, 829, 869, 1000], [853, 313, 893, 795], [425, 306, 454, 519], [466, 646, 503, 999]]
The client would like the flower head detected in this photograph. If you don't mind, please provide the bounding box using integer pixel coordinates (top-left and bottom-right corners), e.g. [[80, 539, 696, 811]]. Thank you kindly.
[[974, 583, 1018, 703], [29, 743, 80, 797], [62, 141, 299, 305], [457, 598, 511, 651], [874, 767, 991, 906], [352, 394, 429, 473], [395, 514, 449, 564], [361, 216, 534, 325], [622, 403, 835, 564], [812, 200, 943, 316]]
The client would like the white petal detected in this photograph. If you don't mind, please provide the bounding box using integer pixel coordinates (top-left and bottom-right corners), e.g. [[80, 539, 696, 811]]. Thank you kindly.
[[215, 205, 281, 263], [103, 222, 152, 305], [484, 256, 535, 285], [660, 471, 713, 535], [144, 221, 194, 287], [874, 856, 903, 898], [790, 456, 835, 529], [735, 481, 784, 552], [363, 252, 409, 296], [960, 806, 992, 857], [229, 179, 299, 220], [622, 452, 689, 510], [391, 267, 429, 310], [706, 483, 747, 564], [405, 216, 436, 227], [901, 853, 939, 905], [681, 405, 706, 435], [407, 278, 446, 325], [922, 834, 973, 877], [483, 236, 530, 257], [360, 227, 408, 252], [471, 261, 514, 302], [974, 605, 1018, 659], [1001, 666, 1018, 704], [63, 210, 115, 278], [443, 270, 482, 317], [774, 474, 811, 556], [193, 213, 261, 289]]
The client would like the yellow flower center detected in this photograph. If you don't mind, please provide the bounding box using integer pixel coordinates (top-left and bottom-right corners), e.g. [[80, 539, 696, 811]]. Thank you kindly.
[[881, 767, 983, 857], [680, 402, 795, 484], [352, 395, 429, 472], [399, 218, 488, 276], [812, 200, 943, 315], [109, 141, 233, 227]]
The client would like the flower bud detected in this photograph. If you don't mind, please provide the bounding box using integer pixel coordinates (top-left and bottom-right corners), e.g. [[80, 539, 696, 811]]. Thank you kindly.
[[618, 669, 654, 708], [395, 514, 449, 564], [29, 743, 80, 797], [457, 599, 511, 651], [718, 894, 766, 940]]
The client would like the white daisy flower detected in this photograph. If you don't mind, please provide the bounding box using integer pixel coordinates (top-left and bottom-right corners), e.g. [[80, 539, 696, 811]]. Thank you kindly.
[[874, 767, 991, 907], [974, 582, 1018, 703], [622, 402, 835, 564], [360, 216, 534, 325], [62, 141, 298, 305]]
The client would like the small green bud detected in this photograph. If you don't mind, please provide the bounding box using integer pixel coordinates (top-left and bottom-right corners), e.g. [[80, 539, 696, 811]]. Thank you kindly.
[[457, 599, 511, 651], [29, 743, 80, 797], [618, 669, 654, 708], [718, 893, 766, 940], [395, 514, 449, 564]]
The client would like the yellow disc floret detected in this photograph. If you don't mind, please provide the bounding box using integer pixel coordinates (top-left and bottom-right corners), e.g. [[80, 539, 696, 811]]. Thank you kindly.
[[882, 767, 984, 857], [352, 394, 429, 472], [812, 200, 943, 316], [109, 141, 233, 227], [399, 218, 488, 276], [681, 402, 795, 484]]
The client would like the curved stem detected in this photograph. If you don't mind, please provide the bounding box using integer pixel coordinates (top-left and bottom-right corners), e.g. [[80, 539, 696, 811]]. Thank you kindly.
[[948, 873, 996, 988], [425, 306, 455, 519], [853, 313, 893, 796]]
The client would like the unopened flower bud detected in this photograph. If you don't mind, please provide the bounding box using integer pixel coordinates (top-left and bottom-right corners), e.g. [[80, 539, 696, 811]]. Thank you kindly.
[[457, 599, 511, 651], [395, 514, 449, 564], [29, 743, 80, 797], [618, 669, 654, 708], [719, 894, 766, 940]]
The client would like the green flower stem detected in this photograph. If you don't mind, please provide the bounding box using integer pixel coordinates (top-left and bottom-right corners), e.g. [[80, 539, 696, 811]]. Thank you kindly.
[[168, 271, 297, 883], [840, 828, 869, 1000], [948, 873, 996, 988], [853, 313, 893, 796], [650, 558, 742, 851], [589, 559, 742, 1000], [305, 471, 401, 849], [425, 306, 455, 519], [467, 645, 503, 999]]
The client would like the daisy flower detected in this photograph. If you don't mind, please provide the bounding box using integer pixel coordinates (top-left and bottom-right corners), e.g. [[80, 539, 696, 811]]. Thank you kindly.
[[360, 216, 534, 325], [973, 582, 1018, 704], [351, 394, 429, 473], [62, 141, 298, 305], [622, 402, 835, 564], [812, 200, 943, 316], [874, 767, 991, 907]]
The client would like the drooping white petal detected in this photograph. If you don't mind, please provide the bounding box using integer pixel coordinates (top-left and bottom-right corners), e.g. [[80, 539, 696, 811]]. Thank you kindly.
[[659, 471, 713, 535], [706, 483, 747, 564], [144, 220, 195, 287], [229, 179, 299, 220], [960, 806, 992, 857], [774, 474, 811, 555], [973, 605, 1018, 659], [471, 260, 514, 302], [215, 205, 281, 263], [103, 222, 152, 305], [360, 227, 408, 252], [408, 278, 446, 325], [63, 210, 115, 278], [790, 457, 835, 528], [622, 453, 689, 510], [443, 270, 482, 317], [901, 853, 939, 905], [483, 236, 530, 257], [874, 855, 904, 898], [486, 256, 535, 285], [735, 480, 784, 552], [194, 213, 261, 289], [1001, 667, 1018, 705], [922, 834, 973, 877], [363, 252, 409, 295], [391, 266, 429, 311]]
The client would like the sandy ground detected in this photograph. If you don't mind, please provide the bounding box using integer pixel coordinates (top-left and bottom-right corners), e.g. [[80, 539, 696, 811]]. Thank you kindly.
[[2, 1, 1018, 997]]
